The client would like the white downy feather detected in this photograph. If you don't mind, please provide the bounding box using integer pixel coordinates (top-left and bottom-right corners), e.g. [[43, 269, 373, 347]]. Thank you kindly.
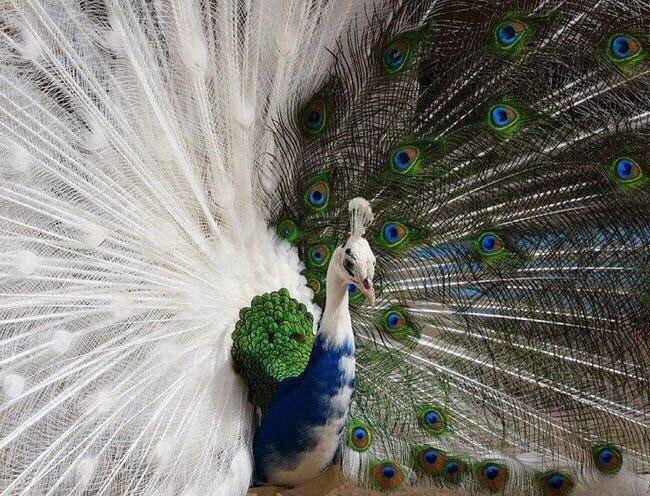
[[0, 1, 384, 494]]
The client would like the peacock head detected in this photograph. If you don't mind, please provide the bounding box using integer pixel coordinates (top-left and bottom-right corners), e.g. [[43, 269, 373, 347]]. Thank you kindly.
[[329, 198, 376, 305]]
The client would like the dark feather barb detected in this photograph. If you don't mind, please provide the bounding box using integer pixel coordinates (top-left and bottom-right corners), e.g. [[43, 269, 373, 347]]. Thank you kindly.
[[265, 0, 650, 492]]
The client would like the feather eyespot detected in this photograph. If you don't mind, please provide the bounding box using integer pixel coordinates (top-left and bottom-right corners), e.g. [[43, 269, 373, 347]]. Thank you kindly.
[[381, 308, 417, 339], [593, 444, 623, 474], [348, 423, 372, 451], [390, 145, 420, 174], [476, 462, 509, 491], [417, 406, 447, 434], [385, 310, 405, 330], [609, 34, 642, 61], [382, 38, 411, 74], [301, 94, 329, 136], [372, 462, 404, 489], [304, 180, 330, 211], [479, 232, 504, 255], [495, 21, 526, 49], [381, 222, 408, 248], [489, 104, 519, 129], [308, 245, 330, 268], [614, 158, 642, 182], [417, 447, 447, 476], [276, 219, 300, 243], [443, 458, 467, 483], [538, 471, 575, 496]]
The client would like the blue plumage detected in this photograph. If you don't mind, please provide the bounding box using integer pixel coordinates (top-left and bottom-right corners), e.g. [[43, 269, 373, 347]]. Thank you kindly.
[[253, 333, 354, 485]]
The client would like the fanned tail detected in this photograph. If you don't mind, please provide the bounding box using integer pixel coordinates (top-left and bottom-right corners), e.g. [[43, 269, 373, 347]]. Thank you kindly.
[[269, 0, 650, 494]]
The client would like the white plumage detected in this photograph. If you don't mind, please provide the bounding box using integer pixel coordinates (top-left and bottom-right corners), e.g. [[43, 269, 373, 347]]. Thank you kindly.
[[0, 0, 377, 493]]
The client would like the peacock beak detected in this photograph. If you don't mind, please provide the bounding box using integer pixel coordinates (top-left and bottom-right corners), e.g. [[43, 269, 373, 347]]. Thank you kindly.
[[360, 278, 375, 305]]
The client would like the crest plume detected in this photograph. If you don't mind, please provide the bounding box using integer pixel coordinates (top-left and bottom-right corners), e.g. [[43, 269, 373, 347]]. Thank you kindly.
[[348, 198, 374, 239]]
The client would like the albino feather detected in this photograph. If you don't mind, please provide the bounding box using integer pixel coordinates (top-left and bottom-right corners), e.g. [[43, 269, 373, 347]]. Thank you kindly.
[[0, 1, 384, 493]]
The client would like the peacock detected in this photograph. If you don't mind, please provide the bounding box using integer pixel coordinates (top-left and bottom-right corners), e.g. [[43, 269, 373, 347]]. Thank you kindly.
[[0, 0, 649, 495]]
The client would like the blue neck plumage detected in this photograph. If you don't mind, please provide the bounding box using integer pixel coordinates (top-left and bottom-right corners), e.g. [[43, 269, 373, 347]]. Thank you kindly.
[[253, 269, 355, 486]]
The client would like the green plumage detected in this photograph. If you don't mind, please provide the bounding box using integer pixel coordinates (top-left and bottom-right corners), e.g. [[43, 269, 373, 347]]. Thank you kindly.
[[231, 289, 314, 412]]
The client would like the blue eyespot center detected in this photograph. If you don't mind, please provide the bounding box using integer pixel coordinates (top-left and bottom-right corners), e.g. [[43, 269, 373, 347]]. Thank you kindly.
[[307, 110, 322, 128], [425, 410, 441, 426], [382, 465, 396, 479], [309, 190, 324, 205], [354, 427, 367, 440], [304, 179, 329, 210], [387, 312, 401, 328], [424, 449, 438, 464], [499, 25, 516, 44], [492, 107, 509, 126], [547, 474, 564, 489], [385, 224, 399, 242], [496, 21, 525, 48], [617, 159, 633, 179], [388, 47, 404, 66], [612, 36, 630, 58], [390, 146, 419, 173], [395, 151, 411, 169], [348, 283, 357, 295], [382, 222, 408, 247], [599, 449, 613, 464], [446, 461, 459, 474], [489, 104, 518, 129], [615, 157, 641, 181], [383, 39, 410, 74], [484, 465, 500, 480], [482, 234, 496, 251]]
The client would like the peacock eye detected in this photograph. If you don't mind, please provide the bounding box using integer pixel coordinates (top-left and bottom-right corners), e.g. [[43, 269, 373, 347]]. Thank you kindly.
[[308, 244, 330, 267], [382, 222, 408, 248], [348, 424, 372, 451], [382, 38, 411, 75], [420, 407, 446, 433], [304, 180, 330, 210], [615, 157, 642, 181], [301, 95, 328, 136], [476, 462, 509, 491], [495, 21, 526, 48], [372, 462, 404, 489], [384, 310, 405, 331], [489, 104, 519, 129], [593, 444, 623, 474], [538, 471, 575, 496], [479, 232, 504, 255], [609, 34, 641, 61], [390, 145, 420, 174], [417, 447, 447, 475], [443, 458, 467, 483]]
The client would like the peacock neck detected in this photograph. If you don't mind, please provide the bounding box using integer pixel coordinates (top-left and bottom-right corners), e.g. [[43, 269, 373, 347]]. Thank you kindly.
[[319, 264, 353, 350]]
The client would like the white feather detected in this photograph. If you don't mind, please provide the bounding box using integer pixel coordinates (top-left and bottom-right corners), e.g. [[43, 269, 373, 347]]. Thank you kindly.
[[0, 0, 378, 494]]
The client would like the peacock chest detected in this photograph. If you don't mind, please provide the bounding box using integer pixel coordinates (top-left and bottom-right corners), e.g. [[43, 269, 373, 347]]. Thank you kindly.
[[253, 334, 355, 486]]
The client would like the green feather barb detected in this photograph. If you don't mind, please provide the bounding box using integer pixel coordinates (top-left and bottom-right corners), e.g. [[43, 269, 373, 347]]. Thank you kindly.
[[231, 289, 314, 413]]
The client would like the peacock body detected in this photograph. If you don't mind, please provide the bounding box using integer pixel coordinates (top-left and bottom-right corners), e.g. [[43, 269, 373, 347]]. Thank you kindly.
[[0, 0, 649, 495]]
